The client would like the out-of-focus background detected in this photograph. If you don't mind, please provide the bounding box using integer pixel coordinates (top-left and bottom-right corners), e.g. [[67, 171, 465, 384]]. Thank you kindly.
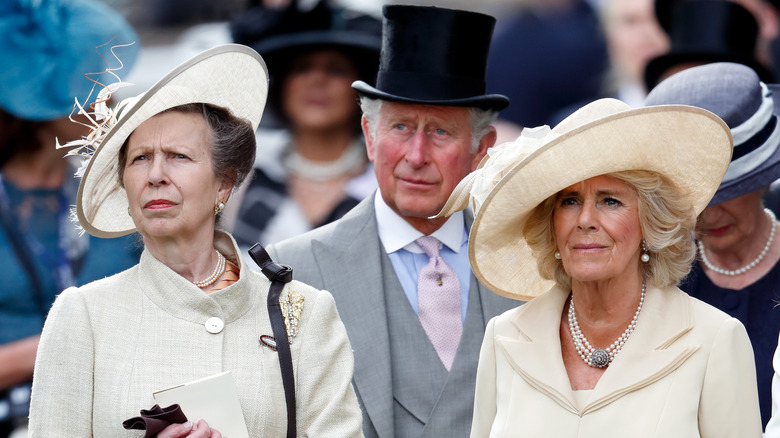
[[103, 0, 615, 124], [105, 0, 513, 98]]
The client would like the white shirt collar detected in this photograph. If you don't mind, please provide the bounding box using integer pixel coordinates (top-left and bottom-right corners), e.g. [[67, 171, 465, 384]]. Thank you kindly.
[[374, 191, 465, 255]]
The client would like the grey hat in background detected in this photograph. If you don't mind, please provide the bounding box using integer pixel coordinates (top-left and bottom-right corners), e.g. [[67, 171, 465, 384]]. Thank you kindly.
[[644, 62, 780, 205]]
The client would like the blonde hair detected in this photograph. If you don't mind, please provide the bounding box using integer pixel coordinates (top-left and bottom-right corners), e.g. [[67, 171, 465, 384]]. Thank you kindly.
[[523, 170, 696, 289]]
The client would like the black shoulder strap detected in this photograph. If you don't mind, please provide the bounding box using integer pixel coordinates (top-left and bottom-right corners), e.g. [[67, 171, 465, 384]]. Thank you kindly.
[[248, 243, 296, 438]]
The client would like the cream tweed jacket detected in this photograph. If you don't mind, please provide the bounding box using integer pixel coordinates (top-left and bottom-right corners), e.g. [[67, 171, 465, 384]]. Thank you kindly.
[[29, 232, 363, 437]]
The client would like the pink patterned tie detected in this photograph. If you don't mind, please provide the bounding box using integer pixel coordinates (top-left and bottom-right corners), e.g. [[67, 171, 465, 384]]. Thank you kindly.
[[416, 236, 463, 371]]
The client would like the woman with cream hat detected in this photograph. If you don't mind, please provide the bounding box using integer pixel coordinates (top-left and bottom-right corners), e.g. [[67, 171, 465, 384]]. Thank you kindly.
[[28, 45, 362, 437], [437, 98, 762, 435]]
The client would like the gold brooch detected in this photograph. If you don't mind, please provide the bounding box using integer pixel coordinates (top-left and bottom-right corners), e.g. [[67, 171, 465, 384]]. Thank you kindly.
[[280, 289, 304, 343]]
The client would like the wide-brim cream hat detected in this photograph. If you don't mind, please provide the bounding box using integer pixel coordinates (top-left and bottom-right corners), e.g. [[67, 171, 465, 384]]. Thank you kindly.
[[437, 98, 732, 301], [75, 44, 268, 238]]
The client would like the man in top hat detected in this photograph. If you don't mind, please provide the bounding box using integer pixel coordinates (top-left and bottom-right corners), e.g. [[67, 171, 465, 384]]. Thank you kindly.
[[267, 5, 518, 437]]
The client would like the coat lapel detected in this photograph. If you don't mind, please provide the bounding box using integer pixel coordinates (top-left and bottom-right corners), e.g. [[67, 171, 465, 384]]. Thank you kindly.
[[496, 286, 579, 413], [496, 285, 700, 415], [583, 286, 699, 413], [310, 197, 395, 438]]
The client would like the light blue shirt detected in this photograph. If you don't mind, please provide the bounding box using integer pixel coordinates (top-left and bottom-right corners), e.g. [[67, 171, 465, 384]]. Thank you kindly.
[[374, 193, 471, 323]]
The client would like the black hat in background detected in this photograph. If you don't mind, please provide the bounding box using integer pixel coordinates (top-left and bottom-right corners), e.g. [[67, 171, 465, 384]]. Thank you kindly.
[[352, 5, 509, 112], [230, 0, 381, 126], [231, 0, 380, 82], [644, 0, 774, 90]]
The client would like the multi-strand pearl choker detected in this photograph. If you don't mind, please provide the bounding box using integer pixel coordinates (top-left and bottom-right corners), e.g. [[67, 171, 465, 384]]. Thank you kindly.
[[568, 283, 646, 368], [698, 208, 776, 276], [192, 250, 226, 288]]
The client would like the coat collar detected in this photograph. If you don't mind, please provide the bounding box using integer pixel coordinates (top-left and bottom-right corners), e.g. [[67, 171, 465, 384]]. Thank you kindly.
[[497, 284, 700, 415], [138, 231, 259, 325]]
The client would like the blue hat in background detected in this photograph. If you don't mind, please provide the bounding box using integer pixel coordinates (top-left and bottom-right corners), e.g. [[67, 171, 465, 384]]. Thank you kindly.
[[0, 0, 139, 121], [644, 62, 780, 205]]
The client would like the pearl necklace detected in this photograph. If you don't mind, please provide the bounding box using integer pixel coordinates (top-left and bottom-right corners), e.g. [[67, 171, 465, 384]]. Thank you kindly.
[[568, 283, 645, 368], [698, 208, 776, 276], [284, 141, 366, 182], [192, 250, 226, 288]]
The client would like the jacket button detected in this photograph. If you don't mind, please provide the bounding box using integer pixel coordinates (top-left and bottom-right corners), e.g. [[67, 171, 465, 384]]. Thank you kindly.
[[205, 317, 224, 334]]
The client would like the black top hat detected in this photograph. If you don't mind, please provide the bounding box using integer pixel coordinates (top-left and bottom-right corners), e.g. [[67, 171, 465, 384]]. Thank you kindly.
[[644, 0, 774, 90], [352, 5, 509, 111]]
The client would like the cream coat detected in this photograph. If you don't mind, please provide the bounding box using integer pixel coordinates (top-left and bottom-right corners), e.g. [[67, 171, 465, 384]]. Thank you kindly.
[[29, 232, 362, 437], [471, 284, 762, 437]]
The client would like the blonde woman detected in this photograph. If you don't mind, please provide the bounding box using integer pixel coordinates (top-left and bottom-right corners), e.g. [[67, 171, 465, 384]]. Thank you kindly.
[[437, 98, 762, 436]]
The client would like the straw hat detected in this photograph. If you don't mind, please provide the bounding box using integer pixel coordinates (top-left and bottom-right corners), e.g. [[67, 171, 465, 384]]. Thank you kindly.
[[75, 44, 268, 238], [437, 98, 732, 300]]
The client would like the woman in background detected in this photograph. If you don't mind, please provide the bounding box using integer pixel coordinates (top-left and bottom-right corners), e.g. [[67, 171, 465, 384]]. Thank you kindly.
[[645, 62, 780, 429], [0, 1, 140, 435], [229, 0, 380, 249]]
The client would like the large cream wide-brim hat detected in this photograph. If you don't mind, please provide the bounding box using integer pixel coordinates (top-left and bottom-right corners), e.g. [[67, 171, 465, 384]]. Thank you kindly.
[[76, 44, 268, 238], [439, 98, 732, 301]]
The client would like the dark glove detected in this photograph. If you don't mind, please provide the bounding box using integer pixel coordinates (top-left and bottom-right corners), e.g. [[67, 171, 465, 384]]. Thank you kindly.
[[122, 404, 188, 438]]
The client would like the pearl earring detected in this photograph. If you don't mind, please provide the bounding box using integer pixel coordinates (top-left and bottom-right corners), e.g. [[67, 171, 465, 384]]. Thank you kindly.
[[641, 240, 650, 263], [555, 251, 561, 260], [214, 200, 225, 215]]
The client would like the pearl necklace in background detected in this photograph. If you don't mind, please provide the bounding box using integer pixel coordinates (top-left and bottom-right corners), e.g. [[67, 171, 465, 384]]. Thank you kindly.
[[568, 283, 646, 368], [192, 250, 226, 288], [698, 208, 776, 276], [284, 142, 366, 182]]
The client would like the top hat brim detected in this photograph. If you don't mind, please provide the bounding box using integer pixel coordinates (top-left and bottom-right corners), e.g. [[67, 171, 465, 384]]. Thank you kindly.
[[708, 83, 780, 205], [645, 52, 775, 91], [352, 80, 509, 111]]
